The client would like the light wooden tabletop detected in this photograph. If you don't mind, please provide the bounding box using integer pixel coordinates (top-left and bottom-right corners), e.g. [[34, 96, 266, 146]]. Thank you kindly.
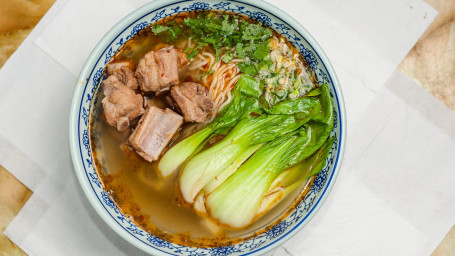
[[0, 0, 454, 255]]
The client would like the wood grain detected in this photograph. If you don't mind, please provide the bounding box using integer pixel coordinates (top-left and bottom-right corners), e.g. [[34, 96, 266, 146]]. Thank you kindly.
[[0, 0, 54, 68], [0, 166, 30, 256], [399, 0, 455, 112], [398, 0, 455, 255]]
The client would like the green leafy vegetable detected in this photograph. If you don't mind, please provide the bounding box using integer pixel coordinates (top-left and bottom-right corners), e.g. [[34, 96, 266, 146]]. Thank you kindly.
[[205, 133, 298, 228], [221, 52, 234, 63], [190, 81, 334, 227], [311, 84, 334, 125], [236, 43, 245, 59], [179, 114, 304, 203], [266, 97, 320, 117], [152, 24, 169, 34], [204, 119, 334, 227], [203, 143, 264, 194], [152, 23, 182, 42], [306, 86, 322, 97], [238, 62, 258, 76], [237, 74, 262, 98], [252, 44, 270, 61], [259, 135, 336, 215], [158, 127, 213, 177]]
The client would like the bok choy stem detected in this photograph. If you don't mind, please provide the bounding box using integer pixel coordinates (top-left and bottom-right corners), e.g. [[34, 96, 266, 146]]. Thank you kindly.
[[158, 127, 213, 177], [205, 134, 299, 228], [260, 135, 336, 216], [257, 181, 302, 216], [180, 114, 303, 203], [203, 143, 264, 194]]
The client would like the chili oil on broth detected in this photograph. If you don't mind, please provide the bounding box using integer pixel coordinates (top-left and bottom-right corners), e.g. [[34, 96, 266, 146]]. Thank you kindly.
[[89, 10, 314, 247]]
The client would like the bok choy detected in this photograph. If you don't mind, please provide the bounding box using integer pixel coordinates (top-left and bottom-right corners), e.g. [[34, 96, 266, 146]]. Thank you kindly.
[[205, 119, 334, 228], [204, 83, 334, 227], [180, 114, 308, 203], [258, 135, 336, 216], [159, 71, 335, 228], [206, 133, 300, 228]]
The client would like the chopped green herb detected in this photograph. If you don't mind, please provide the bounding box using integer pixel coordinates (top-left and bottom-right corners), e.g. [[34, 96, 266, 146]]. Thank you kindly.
[[215, 47, 221, 61], [167, 26, 181, 41], [201, 69, 215, 79], [253, 44, 270, 61], [221, 18, 238, 34], [156, 12, 273, 63], [188, 47, 199, 59], [238, 62, 258, 76], [152, 24, 169, 34], [202, 37, 217, 44], [236, 43, 245, 60], [184, 47, 192, 53], [221, 52, 235, 63], [152, 23, 183, 42]]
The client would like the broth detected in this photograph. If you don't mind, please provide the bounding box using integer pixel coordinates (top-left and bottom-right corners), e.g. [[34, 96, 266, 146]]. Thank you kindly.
[[90, 11, 315, 247]]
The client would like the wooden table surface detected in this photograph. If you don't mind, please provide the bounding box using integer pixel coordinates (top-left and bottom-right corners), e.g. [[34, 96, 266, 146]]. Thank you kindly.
[[0, 0, 454, 255]]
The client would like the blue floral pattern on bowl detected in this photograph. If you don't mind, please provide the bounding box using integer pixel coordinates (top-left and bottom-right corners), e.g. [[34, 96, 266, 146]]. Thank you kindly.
[[70, 1, 345, 255]]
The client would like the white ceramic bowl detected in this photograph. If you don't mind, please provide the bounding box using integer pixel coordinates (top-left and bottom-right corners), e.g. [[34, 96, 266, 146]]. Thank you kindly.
[[69, 0, 346, 255]]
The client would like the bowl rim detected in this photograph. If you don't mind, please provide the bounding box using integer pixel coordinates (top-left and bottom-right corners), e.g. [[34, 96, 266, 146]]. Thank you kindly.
[[69, 0, 347, 255]]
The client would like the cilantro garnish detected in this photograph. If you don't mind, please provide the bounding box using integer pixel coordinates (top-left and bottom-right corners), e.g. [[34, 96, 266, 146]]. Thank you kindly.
[[152, 12, 272, 62], [221, 52, 235, 63], [152, 24, 169, 34], [152, 23, 182, 42]]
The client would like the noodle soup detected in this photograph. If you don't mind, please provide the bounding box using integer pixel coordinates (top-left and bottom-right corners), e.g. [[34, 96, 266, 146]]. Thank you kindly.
[[90, 10, 334, 247]]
